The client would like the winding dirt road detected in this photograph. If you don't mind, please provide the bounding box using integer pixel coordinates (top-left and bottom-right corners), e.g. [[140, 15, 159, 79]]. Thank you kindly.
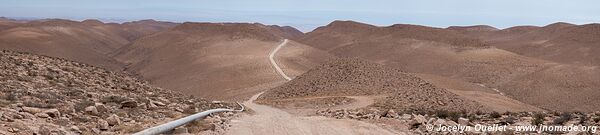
[[269, 39, 292, 81], [225, 39, 402, 135]]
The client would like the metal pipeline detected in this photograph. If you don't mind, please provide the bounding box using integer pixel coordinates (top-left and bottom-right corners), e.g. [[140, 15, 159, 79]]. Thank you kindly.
[[133, 102, 244, 135]]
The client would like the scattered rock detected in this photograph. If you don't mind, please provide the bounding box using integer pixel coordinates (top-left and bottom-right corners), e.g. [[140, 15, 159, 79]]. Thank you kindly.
[[7, 127, 19, 133], [106, 114, 121, 126], [38, 126, 52, 135], [35, 113, 50, 118], [43, 109, 60, 118], [95, 103, 108, 113], [85, 106, 99, 115], [0, 50, 239, 134], [385, 109, 399, 118], [70, 126, 81, 133], [121, 100, 138, 108], [97, 119, 109, 130], [458, 117, 470, 125], [151, 101, 166, 106], [413, 114, 427, 124], [434, 119, 447, 126], [172, 127, 189, 134], [447, 120, 458, 126], [22, 107, 42, 114], [401, 114, 412, 120]]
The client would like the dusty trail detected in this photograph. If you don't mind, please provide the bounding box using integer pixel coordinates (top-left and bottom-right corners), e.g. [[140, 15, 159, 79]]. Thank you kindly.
[[225, 39, 402, 135], [227, 92, 401, 135], [269, 39, 292, 81]]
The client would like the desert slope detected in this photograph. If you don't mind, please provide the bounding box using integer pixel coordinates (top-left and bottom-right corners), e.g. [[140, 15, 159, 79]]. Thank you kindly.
[[114, 22, 326, 100], [453, 22, 600, 66], [299, 20, 600, 112], [0, 19, 176, 70], [259, 58, 488, 112], [0, 50, 237, 134]]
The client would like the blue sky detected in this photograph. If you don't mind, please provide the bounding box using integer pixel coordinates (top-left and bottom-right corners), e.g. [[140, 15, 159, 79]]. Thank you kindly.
[[1, 0, 599, 32]]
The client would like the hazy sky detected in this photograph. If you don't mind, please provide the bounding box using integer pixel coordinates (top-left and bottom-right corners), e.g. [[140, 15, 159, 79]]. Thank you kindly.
[[1, 0, 599, 31]]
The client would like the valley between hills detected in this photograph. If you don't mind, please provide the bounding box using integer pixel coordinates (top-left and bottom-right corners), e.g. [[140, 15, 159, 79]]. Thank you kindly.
[[1, 17, 599, 134]]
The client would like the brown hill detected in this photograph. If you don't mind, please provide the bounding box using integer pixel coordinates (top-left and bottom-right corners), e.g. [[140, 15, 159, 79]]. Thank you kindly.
[[301, 21, 488, 52], [0, 17, 25, 31], [472, 23, 600, 66], [0, 19, 176, 70], [0, 50, 237, 134], [446, 25, 499, 32], [268, 25, 304, 39], [114, 22, 328, 100], [299, 20, 600, 112], [258, 58, 488, 112]]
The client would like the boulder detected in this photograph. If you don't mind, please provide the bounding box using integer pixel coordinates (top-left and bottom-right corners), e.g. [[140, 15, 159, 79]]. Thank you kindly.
[[70, 126, 82, 133], [85, 106, 99, 116], [106, 114, 121, 126], [401, 114, 412, 120], [43, 109, 60, 118], [22, 107, 42, 114], [172, 127, 189, 134], [95, 103, 108, 113], [151, 101, 166, 106], [385, 109, 399, 118], [121, 100, 138, 108], [434, 119, 447, 126], [458, 117, 470, 125], [447, 121, 458, 126], [35, 113, 49, 118], [97, 119, 109, 130], [413, 114, 427, 124]]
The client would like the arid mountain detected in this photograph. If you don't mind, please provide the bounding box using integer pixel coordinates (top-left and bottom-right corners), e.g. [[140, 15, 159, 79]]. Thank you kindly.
[[267, 25, 304, 39], [301, 20, 487, 52], [446, 25, 499, 32], [114, 22, 325, 100], [0, 19, 176, 70], [0, 50, 237, 134], [453, 22, 600, 66], [299, 20, 600, 112], [259, 58, 488, 112], [0, 17, 26, 31]]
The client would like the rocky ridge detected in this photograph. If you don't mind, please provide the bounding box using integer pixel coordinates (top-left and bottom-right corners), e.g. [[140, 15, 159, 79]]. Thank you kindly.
[[259, 58, 488, 112], [317, 108, 600, 134], [0, 50, 238, 134]]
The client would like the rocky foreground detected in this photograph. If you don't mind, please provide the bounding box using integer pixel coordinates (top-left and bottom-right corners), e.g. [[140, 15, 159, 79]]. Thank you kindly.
[[0, 50, 238, 134], [317, 108, 600, 134]]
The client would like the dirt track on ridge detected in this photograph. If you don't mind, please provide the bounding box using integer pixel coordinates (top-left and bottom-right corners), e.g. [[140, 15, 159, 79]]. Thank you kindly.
[[225, 39, 403, 135]]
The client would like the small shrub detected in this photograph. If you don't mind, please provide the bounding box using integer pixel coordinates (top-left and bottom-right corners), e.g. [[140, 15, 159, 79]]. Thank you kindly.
[[579, 115, 588, 124], [435, 110, 449, 119], [475, 110, 483, 115], [504, 116, 517, 124], [532, 113, 546, 126], [448, 111, 461, 122], [490, 111, 502, 118], [592, 117, 600, 123], [468, 114, 479, 122]]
